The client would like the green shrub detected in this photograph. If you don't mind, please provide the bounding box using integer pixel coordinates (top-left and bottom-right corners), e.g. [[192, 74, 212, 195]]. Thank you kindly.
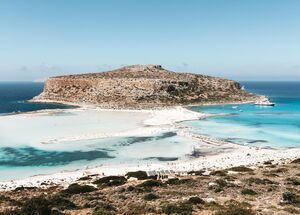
[[0, 210, 22, 215], [162, 202, 193, 215], [125, 171, 149, 180], [62, 183, 96, 195], [92, 207, 114, 215], [282, 192, 300, 204], [92, 201, 115, 215], [78, 176, 92, 181], [166, 178, 193, 185], [241, 188, 257, 195], [214, 203, 255, 215], [270, 168, 288, 173], [1, 195, 73, 215], [215, 179, 228, 188], [137, 179, 162, 188], [291, 158, 300, 164], [93, 176, 127, 187], [245, 177, 277, 185], [127, 185, 135, 191], [224, 175, 236, 181], [20, 196, 52, 215], [204, 202, 224, 211], [287, 177, 300, 185], [263, 160, 273, 165], [14, 186, 36, 191], [187, 170, 205, 176], [283, 206, 300, 214], [228, 166, 253, 172], [124, 204, 156, 214], [49, 195, 76, 210], [143, 193, 159, 201], [210, 170, 228, 176], [188, 196, 205, 205]]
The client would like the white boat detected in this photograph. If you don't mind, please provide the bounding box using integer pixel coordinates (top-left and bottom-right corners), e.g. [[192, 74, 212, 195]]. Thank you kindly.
[[255, 98, 275, 106]]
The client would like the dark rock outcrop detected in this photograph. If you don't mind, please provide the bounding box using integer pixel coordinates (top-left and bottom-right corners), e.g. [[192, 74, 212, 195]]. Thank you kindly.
[[33, 65, 257, 108]]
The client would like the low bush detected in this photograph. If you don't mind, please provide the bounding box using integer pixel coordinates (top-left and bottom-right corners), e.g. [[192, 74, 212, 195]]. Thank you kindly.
[[49, 195, 77, 210], [286, 177, 300, 185], [20, 196, 52, 215], [241, 188, 257, 195], [245, 177, 277, 185], [291, 158, 300, 164], [137, 179, 162, 188], [93, 176, 127, 187], [263, 160, 273, 165], [215, 179, 228, 188], [78, 176, 92, 181], [215, 206, 254, 215], [187, 170, 205, 176], [143, 193, 159, 201], [210, 170, 228, 176], [92, 203, 115, 215], [215, 202, 255, 215], [188, 196, 205, 205], [282, 192, 300, 205], [62, 183, 96, 195], [127, 185, 135, 191], [166, 178, 193, 185], [162, 202, 193, 215], [125, 171, 149, 180], [270, 168, 288, 173], [227, 166, 253, 172], [14, 186, 36, 191], [283, 206, 300, 214]]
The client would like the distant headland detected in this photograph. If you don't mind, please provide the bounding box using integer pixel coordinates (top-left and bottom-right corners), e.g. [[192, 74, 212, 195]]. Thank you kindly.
[[33, 65, 259, 108]]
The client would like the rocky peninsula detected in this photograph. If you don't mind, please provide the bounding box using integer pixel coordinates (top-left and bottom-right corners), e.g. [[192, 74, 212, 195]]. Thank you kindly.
[[33, 65, 258, 108]]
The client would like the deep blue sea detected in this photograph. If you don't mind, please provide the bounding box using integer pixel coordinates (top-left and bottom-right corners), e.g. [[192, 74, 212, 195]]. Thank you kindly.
[[0, 82, 73, 115]]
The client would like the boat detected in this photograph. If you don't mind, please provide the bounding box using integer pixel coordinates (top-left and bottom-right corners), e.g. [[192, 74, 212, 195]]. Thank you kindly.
[[255, 98, 275, 106]]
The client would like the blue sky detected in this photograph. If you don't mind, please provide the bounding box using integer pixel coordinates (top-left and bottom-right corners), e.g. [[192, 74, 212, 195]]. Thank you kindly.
[[0, 0, 299, 81]]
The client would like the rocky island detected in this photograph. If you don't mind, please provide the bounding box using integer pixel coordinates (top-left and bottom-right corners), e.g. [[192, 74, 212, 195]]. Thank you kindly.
[[33, 65, 258, 108]]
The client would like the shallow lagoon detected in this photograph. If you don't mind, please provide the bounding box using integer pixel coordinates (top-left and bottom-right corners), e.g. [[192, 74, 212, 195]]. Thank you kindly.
[[185, 82, 300, 148], [0, 108, 201, 180], [0, 82, 299, 181]]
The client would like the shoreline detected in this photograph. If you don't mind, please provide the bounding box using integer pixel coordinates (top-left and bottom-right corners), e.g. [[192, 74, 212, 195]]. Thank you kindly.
[[0, 143, 299, 191], [0, 99, 299, 191], [29, 97, 260, 110]]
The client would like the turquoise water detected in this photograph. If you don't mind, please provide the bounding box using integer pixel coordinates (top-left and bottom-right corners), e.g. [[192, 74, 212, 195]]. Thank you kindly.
[[0, 81, 299, 180], [185, 82, 300, 147]]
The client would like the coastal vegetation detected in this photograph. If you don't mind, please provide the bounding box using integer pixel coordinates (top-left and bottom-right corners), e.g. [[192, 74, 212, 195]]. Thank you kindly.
[[0, 158, 299, 214]]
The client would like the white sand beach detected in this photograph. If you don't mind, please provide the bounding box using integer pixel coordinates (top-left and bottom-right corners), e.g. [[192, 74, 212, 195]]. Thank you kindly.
[[0, 105, 299, 191]]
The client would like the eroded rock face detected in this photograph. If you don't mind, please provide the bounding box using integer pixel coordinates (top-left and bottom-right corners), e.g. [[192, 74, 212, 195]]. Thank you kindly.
[[34, 65, 257, 108]]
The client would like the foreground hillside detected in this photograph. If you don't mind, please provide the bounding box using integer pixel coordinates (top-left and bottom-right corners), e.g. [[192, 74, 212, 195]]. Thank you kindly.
[[33, 65, 258, 108], [0, 158, 299, 215]]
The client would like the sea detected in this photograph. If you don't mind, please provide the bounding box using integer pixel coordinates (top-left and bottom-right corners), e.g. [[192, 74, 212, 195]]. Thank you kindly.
[[0, 81, 299, 180], [0, 82, 74, 115]]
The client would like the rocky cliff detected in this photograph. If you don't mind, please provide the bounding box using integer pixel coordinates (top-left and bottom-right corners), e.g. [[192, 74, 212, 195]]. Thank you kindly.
[[33, 65, 258, 108]]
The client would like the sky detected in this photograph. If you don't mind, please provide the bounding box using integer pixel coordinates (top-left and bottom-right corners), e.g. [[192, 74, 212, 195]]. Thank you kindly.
[[0, 0, 299, 81]]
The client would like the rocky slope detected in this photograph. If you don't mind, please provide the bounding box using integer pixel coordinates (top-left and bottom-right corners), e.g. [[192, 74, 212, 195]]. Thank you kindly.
[[33, 65, 258, 108], [1, 159, 299, 215]]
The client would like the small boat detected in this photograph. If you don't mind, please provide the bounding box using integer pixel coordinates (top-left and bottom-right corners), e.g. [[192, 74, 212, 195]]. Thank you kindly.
[[232, 106, 238, 109], [255, 98, 275, 106]]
